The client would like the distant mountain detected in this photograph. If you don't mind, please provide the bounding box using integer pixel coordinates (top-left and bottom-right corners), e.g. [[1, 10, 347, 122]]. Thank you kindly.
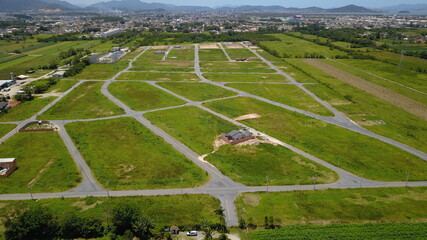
[[40, 0, 80, 9], [326, 4, 377, 13], [0, 0, 74, 11]]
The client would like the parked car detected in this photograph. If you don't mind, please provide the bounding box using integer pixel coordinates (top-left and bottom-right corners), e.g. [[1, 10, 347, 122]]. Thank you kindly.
[[186, 231, 197, 236], [16, 91, 25, 94]]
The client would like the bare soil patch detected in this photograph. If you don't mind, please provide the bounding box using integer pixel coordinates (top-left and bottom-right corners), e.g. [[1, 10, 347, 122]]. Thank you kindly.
[[151, 46, 169, 50], [200, 44, 219, 49], [233, 113, 261, 121], [243, 193, 262, 207], [72, 200, 104, 211], [158, 61, 193, 67], [225, 43, 244, 49], [304, 59, 427, 121]]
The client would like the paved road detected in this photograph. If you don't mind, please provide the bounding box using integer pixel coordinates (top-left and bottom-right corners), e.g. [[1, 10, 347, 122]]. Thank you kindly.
[[218, 42, 232, 61], [0, 43, 426, 227]]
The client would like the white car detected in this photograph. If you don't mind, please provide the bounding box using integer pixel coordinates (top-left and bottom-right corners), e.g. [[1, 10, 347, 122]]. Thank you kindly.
[[186, 231, 197, 236]]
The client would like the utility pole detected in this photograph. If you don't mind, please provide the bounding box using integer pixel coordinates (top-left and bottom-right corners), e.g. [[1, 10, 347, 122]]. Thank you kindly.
[[313, 175, 317, 190], [266, 176, 269, 192], [28, 186, 34, 200], [405, 172, 410, 187], [106, 181, 110, 198]]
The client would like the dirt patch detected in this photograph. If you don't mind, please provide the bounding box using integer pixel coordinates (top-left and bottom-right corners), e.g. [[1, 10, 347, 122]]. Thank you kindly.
[[158, 61, 193, 67], [233, 113, 261, 121], [200, 44, 219, 49], [303, 59, 427, 121], [243, 193, 262, 207], [151, 46, 169, 50], [72, 200, 103, 211], [225, 43, 244, 49], [28, 159, 55, 186]]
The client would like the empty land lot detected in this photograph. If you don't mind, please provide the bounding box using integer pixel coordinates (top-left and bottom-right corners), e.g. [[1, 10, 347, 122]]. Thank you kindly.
[[201, 62, 276, 73], [117, 72, 199, 81], [66, 117, 208, 190], [108, 81, 186, 111], [40, 81, 124, 120], [304, 59, 427, 121], [0, 132, 80, 193], [204, 73, 289, 82], [226, 83, 333, 116], [206, 143, 338, 186], [156, 82, 237, 101], [131, 61, 194, 72], [236, 187, 427, 225]]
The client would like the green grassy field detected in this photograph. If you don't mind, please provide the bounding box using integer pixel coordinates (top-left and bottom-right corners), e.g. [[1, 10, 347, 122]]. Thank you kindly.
[[66, 118, 208, 189], [206, 143, 337, 186], [108, 81, 186, 111], [225, 48, 260, 61], [260, 34, 347, 58], [117, 72, 199, 81], [324, 59, 427, 105], [145, 106, 238, 155], [198, 49, 228, 61], [204, 97, 427, 181], [0, 124, 15, 138], [0, 97, 55, 122], [157, 82, 237, 101], [201, 62, 276, 73], [272, 61, 318, 83], [366, 50, 427, 72], [46, 80, 78, 93], [120, 47, 146, 61], [253, 48, 282, 62], [204, 73, 288, 82], [39, 81, 124, 120], [0, 194, 222, 233], [135, 48, 167, 61], [0, 132, 80, 193], [69, 62, 129, 80], [236, 187, 427, 225], [226, 83, 333, 116], [167, 46, 194, 61], [286, 59, 427, 153], [131, 61, 194, 72], [0, 40, 102, 79], [245, 222, 427, 240]]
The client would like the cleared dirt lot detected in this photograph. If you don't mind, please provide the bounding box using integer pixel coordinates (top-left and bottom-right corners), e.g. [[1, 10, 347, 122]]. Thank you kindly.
[[304, 59, 427, 121]]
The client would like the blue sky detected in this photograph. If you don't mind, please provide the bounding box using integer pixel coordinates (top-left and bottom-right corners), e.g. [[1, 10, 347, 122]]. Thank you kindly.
[[66, 0, 425, 8]]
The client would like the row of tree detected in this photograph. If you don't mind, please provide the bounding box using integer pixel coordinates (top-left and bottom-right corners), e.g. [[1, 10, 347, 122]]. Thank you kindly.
[[4, 201, 228, 240]]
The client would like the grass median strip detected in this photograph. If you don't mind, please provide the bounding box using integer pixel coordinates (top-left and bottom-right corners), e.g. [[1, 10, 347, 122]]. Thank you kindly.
[[204, 97, 427, 181], [66, 117, 208, 190], [201, 62, 276, 73], [108, 81, 186, 111], [0, 132, 81, 194]]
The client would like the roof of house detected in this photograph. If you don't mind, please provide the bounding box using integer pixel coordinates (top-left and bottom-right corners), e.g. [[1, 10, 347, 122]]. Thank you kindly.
[[225, 129, 253, 140], [169, 226, 179, 231], [0, 158, 15, 163]]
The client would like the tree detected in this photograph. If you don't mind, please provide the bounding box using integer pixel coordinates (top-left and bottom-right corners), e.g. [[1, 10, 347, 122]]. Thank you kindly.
[[59, 212, 104, 239], [238, 217, 247, 229], [112, 202, 140, 235], [5, 205, 58, 240], [132, 215, 155, 240]]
